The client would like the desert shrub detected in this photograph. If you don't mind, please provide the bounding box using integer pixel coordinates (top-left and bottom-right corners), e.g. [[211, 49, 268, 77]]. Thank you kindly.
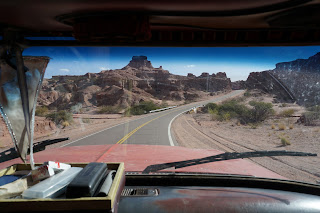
[[281, 103, 287, 107], [219, 100, 248, 120], [123, 108, 132, 117], [289, 124, 294, 129], [278, 123, 286, 130], [307, 105, 320, 112], [244, 90, 251, 97], [302, 106, 320, 126], [208, 108, 218, 120], [97, 105, 120, 114], [248, 101, 274, 123], [70, 103, 83, 114], [62, 121, 70, 128], [126, 101, 160, 115], [303, 111, 320, 126], [216, 112, 232, 121], [35, 106, 48, 117], [204, 99, 274, 124], [280, 137, 291, 146], [160, 101, 169, 108], [203, 103, 218, 113], [46, 110, 73, 125], [249, 123, 258, 129], [271, 124, 275, 129], [278, 109, 295, 117], [82, 118, 91, 123]]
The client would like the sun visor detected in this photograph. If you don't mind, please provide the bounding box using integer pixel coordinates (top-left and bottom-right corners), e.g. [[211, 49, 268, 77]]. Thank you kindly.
[[0, 56, 50, 163]]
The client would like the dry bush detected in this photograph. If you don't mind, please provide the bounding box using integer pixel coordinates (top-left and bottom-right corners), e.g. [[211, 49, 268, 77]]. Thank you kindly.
[[35, 106, 48, 117], [82, 118, 91, 123], [278, 123, 286, 130], [278, 109, 295, 117], [280, 137, 291, 146], [46, 110, 73, 125], [271, 124, 275, 129], [98, 105, 121, 114], [289, 124, 294, 129], [249, 123, 258, 129], [62, 121, 70, 128]]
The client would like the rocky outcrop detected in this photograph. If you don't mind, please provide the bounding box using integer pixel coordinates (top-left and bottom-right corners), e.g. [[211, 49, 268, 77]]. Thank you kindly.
[[246, 71, 295, 102], [246, 52, 320, 105], [275, 52, 320, 73], [187, 73, 196, 78], [123, 55, 153, 70], [231, 80, 246, 90], [38, 56, 232, 109]]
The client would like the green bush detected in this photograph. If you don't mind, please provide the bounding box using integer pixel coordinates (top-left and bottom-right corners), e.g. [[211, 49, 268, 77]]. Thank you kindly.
[[302, 105, 320, 126], [204, 99, 274, 124], [280, 137, 291, 146], [303, 111, 320, 126], [248, 101, 274, 123], [278, 109, 295, 117], [125, 101, 160, 115], [203, 103, 218, 113], [97, 106, 120, 114], [35, 106, 48, 117], [244, 90, 251, 97], [82, 118, 91, 123], [219, 100, 249, 122], [46, 110, 73, 125]]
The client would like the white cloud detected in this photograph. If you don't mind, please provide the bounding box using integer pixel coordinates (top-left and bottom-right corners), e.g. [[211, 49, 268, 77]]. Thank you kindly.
[[59, 68, 70, 72], [185, 65, 195, 68], [100, 67, 109, 70]]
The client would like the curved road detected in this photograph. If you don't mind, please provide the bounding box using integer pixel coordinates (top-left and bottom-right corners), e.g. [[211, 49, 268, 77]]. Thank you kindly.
[[62, 90, 244, 147]]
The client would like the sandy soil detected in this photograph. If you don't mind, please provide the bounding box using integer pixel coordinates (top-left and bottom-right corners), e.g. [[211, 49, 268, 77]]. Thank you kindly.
[[172, 93, 320, 184]]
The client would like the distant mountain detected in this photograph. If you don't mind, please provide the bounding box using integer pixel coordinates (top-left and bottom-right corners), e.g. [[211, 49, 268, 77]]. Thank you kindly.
[[39, 56, 232, 110]]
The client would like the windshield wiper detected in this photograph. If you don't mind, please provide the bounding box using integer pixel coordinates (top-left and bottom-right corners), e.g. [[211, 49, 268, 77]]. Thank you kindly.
[[142, 150, 317, 174]]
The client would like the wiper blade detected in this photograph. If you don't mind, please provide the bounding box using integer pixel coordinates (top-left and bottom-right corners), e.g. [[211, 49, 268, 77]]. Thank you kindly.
[[142, 150, 317, 174]]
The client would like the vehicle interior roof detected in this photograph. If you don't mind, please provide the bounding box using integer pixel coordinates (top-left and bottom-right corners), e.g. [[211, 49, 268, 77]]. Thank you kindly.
[[0, 0, 320, 46]]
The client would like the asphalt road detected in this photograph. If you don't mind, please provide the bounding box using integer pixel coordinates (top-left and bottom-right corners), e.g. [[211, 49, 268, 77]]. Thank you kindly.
[[63, 90, 244, 147]]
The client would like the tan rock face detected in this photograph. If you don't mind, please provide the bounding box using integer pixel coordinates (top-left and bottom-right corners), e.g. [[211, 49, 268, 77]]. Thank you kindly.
[[38, 56, 232, 109]]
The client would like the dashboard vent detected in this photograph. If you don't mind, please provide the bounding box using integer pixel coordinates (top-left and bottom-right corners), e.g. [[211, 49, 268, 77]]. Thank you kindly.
[[121, 188, 159, 197]]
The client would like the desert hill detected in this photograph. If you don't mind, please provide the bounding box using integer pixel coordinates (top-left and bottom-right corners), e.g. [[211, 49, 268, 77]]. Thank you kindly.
[[245, 52, 320, 106], [39, 56, 232, 110]]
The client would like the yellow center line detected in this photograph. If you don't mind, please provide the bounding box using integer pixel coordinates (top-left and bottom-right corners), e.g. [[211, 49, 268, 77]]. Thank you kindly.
[[116, 108, 182, 145]]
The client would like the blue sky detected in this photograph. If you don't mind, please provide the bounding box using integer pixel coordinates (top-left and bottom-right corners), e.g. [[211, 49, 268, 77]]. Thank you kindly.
[[23, 46, 320, 81]]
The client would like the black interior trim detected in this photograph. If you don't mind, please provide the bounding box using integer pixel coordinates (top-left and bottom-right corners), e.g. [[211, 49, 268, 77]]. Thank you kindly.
[[56, 0, 311, 24], [125, 174, 320, 196]]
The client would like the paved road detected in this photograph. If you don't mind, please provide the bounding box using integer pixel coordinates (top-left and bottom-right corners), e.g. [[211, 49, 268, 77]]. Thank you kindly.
[[63, 90, 244, 147]]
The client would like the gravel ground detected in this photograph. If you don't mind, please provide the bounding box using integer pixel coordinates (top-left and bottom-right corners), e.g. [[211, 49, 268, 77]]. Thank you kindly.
[[172, 106, 320, 184]]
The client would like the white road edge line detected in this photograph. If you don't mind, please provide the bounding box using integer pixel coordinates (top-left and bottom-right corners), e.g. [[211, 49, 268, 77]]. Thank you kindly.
[[168, 90, 245, 147], [64, 90, 244, 147], [168, 107, 201, 146]]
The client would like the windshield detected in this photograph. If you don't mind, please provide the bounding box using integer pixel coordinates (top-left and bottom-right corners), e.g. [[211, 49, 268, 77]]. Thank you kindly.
[[1, 46, 320, 184]]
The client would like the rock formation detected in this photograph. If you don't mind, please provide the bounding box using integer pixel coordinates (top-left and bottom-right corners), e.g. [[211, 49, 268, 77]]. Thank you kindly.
[[245, 52, 320, 105], [39, 56, 232, 110]]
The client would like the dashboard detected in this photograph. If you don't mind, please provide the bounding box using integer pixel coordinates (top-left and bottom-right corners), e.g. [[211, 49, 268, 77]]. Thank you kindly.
[[118, 174, 320, 213]]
